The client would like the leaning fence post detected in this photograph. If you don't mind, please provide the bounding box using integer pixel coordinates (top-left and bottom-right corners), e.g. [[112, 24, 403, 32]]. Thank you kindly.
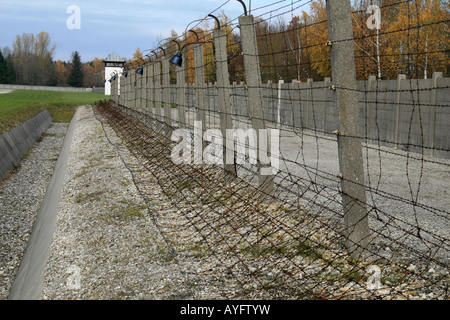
[[214, 28, 237, 182], [239, 14, 275, 197], [326, 0, 370, 257]]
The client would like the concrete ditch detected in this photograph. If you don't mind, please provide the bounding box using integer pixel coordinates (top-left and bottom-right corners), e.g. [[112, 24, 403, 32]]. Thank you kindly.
[[7, 109, 78, 300]]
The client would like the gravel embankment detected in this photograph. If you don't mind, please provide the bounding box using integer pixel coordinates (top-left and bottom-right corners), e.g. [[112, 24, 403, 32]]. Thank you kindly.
[[0, 122, 68, 299], [41, 106, 192, 299]]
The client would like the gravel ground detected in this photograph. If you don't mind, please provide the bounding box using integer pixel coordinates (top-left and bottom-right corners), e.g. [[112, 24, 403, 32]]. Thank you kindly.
[[41, 106, 193, 300], [0, 122, 68, 299], [1, 104, 448, 300]]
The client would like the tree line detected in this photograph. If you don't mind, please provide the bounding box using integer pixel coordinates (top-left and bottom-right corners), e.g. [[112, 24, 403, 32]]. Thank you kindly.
[[130, 0, 448, 83], [0, 31, 105, 87]]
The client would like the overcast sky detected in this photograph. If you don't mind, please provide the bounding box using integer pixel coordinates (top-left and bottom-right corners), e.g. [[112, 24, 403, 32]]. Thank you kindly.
[[0, 0, 290, 62]]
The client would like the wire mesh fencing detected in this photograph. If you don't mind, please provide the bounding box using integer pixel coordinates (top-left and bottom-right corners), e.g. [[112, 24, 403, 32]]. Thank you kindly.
[[100, 0, 449, 299]]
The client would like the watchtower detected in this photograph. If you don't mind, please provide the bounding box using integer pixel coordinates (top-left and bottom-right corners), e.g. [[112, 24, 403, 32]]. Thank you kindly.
[[103, 52, 126, 95]]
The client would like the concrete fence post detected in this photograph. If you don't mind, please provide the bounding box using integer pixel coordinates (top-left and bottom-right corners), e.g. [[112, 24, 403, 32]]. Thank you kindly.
[[239, 14, 275, 197], [122, 72, 127, 106], [366, 75, 377, 142], [142, 65, 148, 111], [323, 77, 331, 133], [306, 78, 313, 129], [114, 75, 119, 103], [326, 0, 370, 257], [266, 80, 275, 123], [147, 62, 155, 124], [394, 74, 406, 148], [129, 70, 134, 109], [194, 43, 207, 127], [429, 71, 442, 156], [213, 28, 237, 182], [131, 69, 136, 110], [121, 72, 126, 106], [290, 79, 300, 129], [138, 68, 143, 112], [124, 70, 130, 108], [193, 42, 207, 164], [176, 52, 187, 129], [162, 57, 172, 139], [111, 77, 116, 103], [154, 60, 162, 128], [277, 79, 284, 127]]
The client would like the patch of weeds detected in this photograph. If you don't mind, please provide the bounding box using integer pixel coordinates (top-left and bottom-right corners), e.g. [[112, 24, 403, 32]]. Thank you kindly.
[[123, 206, 145, 219], [242, 244, 288, 257], [73, 169, 88, 179], [176, 180, 192, 191], [188, 241, 209, 258], [346, 270, 363, 283], [75, 191, 104, 204], [88, 156, 103, 164], [158, 246, 176, 262], [295, 240, 323, 261], [41, 132, 57, 137], [119, 179, 130, 187]]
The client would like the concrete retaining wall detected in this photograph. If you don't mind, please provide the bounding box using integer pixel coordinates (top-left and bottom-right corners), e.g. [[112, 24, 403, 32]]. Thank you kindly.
[[177, 74, 449, 159], [0, 110, 52, 181]]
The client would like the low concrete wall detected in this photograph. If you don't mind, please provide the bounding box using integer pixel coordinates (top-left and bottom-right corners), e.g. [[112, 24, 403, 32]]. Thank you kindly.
[[173, 74, 449, 159], [0, 110, 52, 181]]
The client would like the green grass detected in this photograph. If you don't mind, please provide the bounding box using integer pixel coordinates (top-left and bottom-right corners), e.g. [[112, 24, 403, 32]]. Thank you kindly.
[[0, 90, 107, 134]]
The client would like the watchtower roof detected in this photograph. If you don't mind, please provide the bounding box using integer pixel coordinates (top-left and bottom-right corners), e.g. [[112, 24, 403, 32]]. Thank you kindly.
[[104, 52, 126, 64]]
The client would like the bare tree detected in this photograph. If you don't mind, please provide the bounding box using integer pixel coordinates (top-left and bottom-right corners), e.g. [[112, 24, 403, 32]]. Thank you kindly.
[[12, 32, 56, 85]]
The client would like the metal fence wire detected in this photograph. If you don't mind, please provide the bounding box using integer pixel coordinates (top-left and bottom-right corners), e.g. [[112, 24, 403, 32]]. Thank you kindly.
[[97, 0, 449, 300]]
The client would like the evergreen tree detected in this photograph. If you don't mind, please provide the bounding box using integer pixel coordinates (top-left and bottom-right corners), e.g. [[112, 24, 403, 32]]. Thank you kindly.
[[6, 54, 16, 84], [0, 51, 9, 84], [67, 51, 84, 87]]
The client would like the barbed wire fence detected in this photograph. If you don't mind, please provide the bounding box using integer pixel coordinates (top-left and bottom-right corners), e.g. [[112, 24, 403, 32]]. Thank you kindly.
[[96, 0, 449, 299]]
